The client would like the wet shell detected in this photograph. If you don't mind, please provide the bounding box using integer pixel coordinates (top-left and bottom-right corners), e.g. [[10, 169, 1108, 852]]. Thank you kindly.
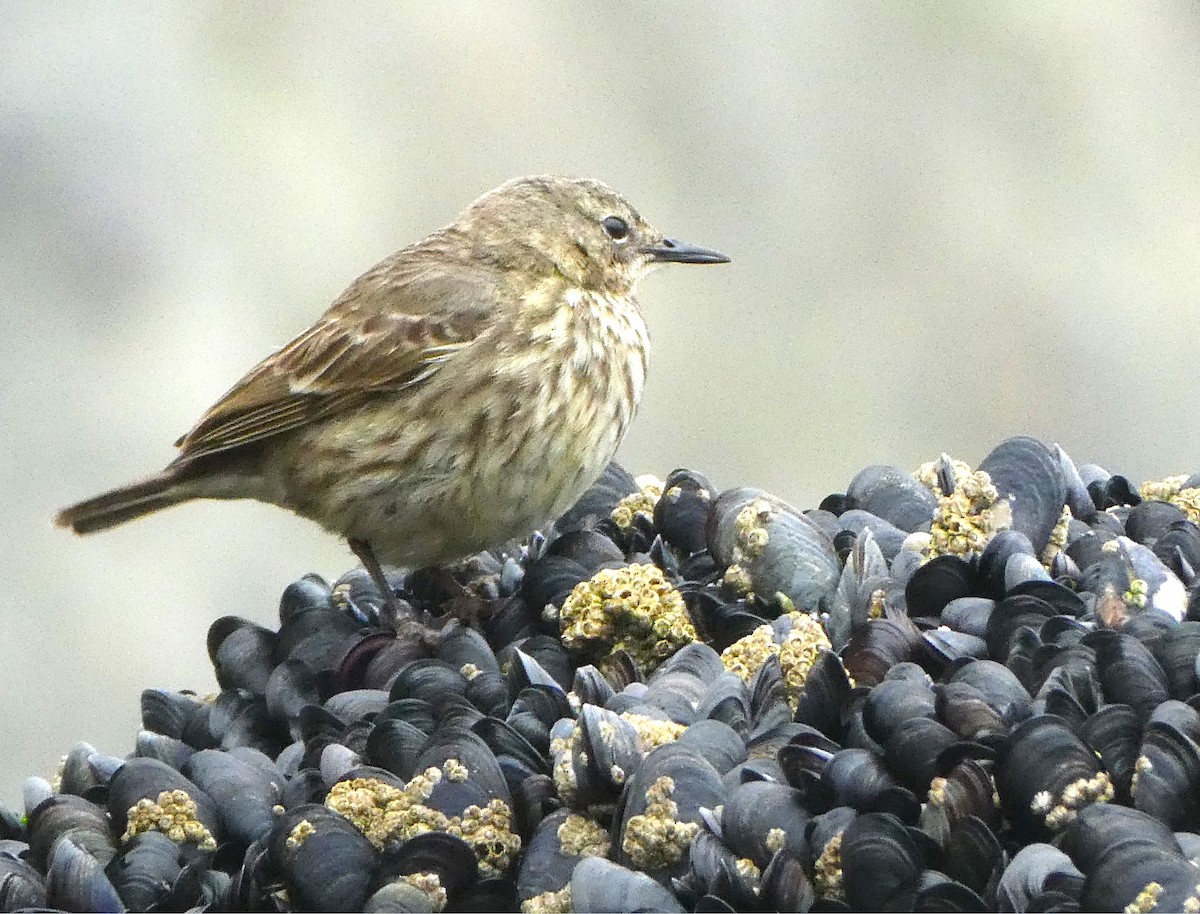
[[708, 488, 840, 612]]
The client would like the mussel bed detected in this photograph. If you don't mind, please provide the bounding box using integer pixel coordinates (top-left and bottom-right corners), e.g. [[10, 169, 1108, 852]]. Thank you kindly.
[[7, 435, 1200, 912]]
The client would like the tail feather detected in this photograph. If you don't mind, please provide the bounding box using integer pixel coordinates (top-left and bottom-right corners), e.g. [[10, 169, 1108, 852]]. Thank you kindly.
[[56, 471, 192, 534]]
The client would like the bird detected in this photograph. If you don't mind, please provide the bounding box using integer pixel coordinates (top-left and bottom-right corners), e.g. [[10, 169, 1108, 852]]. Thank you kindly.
[[56, 175, 729, 612]]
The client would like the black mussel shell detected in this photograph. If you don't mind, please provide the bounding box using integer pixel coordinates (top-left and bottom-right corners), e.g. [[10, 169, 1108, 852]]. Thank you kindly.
[[840, 811, 924, 911], [267, 805, 378, 912], [977, 437, 1067, 556]]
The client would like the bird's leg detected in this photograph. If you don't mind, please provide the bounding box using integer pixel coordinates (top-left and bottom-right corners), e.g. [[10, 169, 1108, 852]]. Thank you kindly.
[[348, 537, 403, 629]]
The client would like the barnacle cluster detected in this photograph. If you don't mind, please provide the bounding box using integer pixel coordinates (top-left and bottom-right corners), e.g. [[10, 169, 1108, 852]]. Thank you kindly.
[[122, 789, 217, 851], [521, 885, 573, 914], [285, 818, 315, 849], [812, 832, 844, 901], [1042, 504, 1072, 563], [609, 475, 663, 529], [21, 436, 1200, 913], [620, 775, 699, 870], [559, 563, 696, 671], [926, 468, 1010, 559], [622, 711, 687, 752], [1029, 772, 1114, 829], [914, 454, 973, 492], [399, 872, 447, 912], [556, 813, 610, 857], [735, 856, 761, 886], [1141, 475, 1200, 523], [719, 498, 773, 596], [720, 612, 832, 708], [1125, 881, 1164, 914], [326, 768, 521, 875]]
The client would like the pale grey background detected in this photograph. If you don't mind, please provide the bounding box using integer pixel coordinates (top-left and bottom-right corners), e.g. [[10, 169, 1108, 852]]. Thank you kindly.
[[4, 4, 1199, 808]]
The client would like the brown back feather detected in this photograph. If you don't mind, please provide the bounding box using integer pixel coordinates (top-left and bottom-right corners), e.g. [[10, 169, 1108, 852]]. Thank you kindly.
[[171, 237, 497, 465]]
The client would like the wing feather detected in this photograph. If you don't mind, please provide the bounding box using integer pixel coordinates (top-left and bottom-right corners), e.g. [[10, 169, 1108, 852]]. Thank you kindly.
[[171, 240, 493, 464]]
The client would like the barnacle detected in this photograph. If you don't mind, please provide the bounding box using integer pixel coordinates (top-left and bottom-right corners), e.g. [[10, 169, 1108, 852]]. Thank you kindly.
[[720, 612, 832, 709], [456, 798, 522, 877], [733, 500, 772, 560], [557, 813, 610, 857], [813, 831, 844, 900], [620, 775, 699, 870], [720, 624, 776, 683], [559, 564, 696, 672], [915, 455, 973, 492], [550, 735, 579, 804], [1184, 886, 1200, 914], [1032, 772, 1114, 829], [1125, 881, 1164, 914], [399, 872, 447, 912], [621, 711, 686, 752], [765, 826, 786, 854], [1041, 504, 1072, 564], [610, 475, 663, 529], [735, 856, 761, 890], [326, 765, 521, 875], [443, 758, 469, 782], [123, 789, 217, 851], [926, 468, 1011, 560], [522, 885, 573, 914], [928, 776, 948, 806], [285, 818, 315, 849]]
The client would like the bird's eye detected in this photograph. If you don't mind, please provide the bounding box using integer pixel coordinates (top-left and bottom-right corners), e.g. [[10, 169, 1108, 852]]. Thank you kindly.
[[602, 215, 630, 242]]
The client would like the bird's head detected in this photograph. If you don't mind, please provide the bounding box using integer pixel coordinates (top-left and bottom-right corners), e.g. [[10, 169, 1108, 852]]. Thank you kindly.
[[455, 175, 729, 295]]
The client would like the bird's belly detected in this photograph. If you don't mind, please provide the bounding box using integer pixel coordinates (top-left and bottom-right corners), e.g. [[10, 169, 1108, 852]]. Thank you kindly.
[[278, 378, 626, 569]]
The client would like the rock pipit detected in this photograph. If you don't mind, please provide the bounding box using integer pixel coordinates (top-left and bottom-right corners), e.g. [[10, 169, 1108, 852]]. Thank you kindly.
[[56, 175, 728, 612]]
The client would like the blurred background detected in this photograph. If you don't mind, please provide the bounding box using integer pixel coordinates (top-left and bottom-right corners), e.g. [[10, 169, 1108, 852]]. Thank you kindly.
[[3, 3, 1199, 808]]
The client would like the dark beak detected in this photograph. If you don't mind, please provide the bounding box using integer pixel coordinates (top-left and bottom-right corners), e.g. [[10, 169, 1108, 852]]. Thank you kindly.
[[642, 237, 730, 264]]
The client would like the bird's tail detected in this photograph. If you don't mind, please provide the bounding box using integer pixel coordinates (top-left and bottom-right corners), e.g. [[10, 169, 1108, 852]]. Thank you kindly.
[[55, 470, 193, 534]]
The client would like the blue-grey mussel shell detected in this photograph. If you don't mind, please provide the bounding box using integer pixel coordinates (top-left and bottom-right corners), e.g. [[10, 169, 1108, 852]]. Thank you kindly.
[[568, 855, 685, 913], [707, 487, 840, 611]]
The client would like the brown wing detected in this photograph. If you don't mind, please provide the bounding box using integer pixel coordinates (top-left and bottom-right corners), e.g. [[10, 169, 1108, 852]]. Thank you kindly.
[[171, 240, 494, 465]]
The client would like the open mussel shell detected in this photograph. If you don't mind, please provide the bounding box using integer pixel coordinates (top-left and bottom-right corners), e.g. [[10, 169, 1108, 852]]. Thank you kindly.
[[1130, 700, 1200, 828], [994, 842, 1083, 912], [140, 688, 210, 742], [553, 704, 642, 809], [707, 487, 840, 611], [208, 615, 278, 695], [57, 740, 110, 800]]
